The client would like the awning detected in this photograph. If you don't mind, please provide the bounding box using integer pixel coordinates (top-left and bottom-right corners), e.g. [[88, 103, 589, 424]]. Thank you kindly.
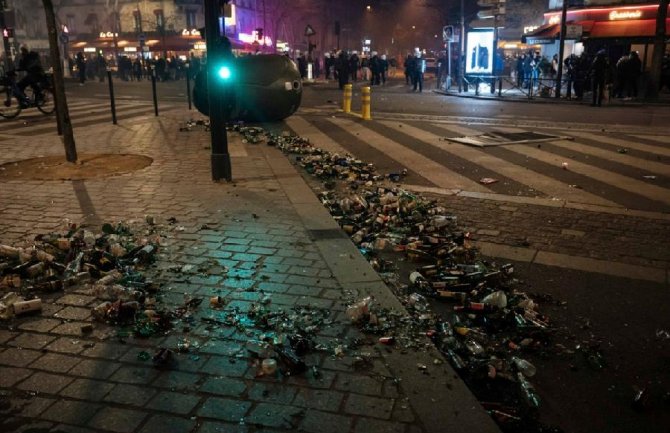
[[522, 24, 560, 44], [588, 19, 670, 38]]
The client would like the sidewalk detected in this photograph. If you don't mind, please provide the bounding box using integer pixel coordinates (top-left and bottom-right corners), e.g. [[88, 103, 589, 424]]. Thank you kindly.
[[0, 109, 500, 433]]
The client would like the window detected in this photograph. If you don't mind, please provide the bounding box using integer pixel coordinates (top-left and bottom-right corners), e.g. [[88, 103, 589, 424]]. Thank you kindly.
[[154, 9, 164, 30], [133, 10, 142, 32], [84, 13, 99, 33], [186, 10, 196, 28]]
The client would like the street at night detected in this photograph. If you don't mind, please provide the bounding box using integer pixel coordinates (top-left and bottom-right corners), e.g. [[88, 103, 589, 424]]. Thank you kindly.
[[1, 1, 670, 433]]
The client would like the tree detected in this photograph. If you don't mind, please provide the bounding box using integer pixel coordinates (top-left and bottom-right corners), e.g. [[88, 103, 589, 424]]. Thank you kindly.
[[648, 0, 668, 99], [42, 0, 77, 162]]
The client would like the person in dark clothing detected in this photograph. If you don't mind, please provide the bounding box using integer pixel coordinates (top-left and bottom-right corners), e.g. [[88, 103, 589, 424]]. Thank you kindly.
[[370, 52, 381, 86], [297, 53, 308, 79], [335, 51, 350, 90], [133, 57, 143, 81], [96, 54, 107, 83], [516, 54, 525, 88], [614, 54, 629, 98], [380, 54, 389, 85], [404, 54, 414, 85], [589, 50, 609, 107], [16, 46, 46, 104], [349, 52, 360, 82], [563, 54, 577, 99], [413, 48, 425, 92], [324, 52, 333, 79], [75, 52, 86, 85], [627, 51, 642, 98]]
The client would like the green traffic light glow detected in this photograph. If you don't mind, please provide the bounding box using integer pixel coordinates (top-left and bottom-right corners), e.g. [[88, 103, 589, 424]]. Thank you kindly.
[[218, 65, 232, 80]]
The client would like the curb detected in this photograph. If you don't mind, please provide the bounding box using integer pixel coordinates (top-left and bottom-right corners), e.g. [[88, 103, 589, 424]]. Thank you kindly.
[[261, 144, 502, 433], [433, 89, 670, 107]]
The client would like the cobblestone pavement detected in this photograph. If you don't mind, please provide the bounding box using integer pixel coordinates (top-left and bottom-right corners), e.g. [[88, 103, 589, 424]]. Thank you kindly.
[[0, 110, 498, 433]]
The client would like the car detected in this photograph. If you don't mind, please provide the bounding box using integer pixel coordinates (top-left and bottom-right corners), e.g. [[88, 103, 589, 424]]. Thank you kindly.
[[424, 57, 437, 74]]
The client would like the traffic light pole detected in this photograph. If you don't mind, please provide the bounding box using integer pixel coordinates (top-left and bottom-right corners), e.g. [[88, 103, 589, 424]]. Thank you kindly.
[[554, 0, 569, 98], [205, 0, 232, 182]]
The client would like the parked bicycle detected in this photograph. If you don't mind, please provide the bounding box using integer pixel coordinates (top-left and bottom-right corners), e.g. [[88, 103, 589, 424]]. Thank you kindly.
[[0, 71, 55, 119]]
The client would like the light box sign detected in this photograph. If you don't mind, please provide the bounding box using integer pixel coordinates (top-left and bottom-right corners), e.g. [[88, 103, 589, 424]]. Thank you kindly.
[[466, 29, 494, 74]]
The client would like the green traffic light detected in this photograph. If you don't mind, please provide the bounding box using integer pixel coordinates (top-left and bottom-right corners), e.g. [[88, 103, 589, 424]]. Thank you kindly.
[[218, 65, 232, 80]]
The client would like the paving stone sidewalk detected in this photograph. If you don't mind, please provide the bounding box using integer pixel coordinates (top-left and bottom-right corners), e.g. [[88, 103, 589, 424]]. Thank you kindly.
[[0, 110, 499, 433]]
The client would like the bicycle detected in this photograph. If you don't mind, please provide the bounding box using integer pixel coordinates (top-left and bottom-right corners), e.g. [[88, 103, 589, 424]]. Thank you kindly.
[[0, 72, 55, 119]]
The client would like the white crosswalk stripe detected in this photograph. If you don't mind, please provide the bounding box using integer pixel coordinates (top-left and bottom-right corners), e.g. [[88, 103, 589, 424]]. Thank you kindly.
[[283, 114, 670, 212], [0, 99, 175, 136]]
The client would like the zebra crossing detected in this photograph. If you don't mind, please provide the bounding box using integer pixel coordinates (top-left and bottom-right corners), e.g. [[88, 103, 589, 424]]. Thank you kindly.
[[0, 98, 177, 137], [284, 113, 670, 214]]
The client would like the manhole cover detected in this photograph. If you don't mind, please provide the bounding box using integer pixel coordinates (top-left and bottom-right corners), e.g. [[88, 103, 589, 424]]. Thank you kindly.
[[444, 131, 571, 147]]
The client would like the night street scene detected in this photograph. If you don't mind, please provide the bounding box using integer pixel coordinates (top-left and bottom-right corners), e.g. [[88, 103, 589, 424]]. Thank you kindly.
[[0, 0, 669, 432]]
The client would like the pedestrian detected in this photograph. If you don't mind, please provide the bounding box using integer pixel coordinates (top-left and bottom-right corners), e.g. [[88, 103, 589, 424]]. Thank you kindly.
[[404, 53, 414, 86], [515, 54, 525, 88], [614, 54, 629, 98], [412, 47, 425, 92], [324, 52, 333, 80], [349, 51, 360, 82], [361, 55, 370, 81], [370, 51, 381, 86], [335, 51, 350, 90], [297, 52, 308, 79], [133, 57, 143, 81], [626, 51, 642, 99], [564, 54, 577, 99], [380, 54, 389, 85], [589, 50, 609, 107], [75, 52, 86, 85], [96, 53, 106, 83]]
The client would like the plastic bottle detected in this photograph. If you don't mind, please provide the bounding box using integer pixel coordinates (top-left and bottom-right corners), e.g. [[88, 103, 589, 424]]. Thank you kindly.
[[511, 356, 537, 377], [465, 338, 486, 356], [482, 290, 508, 308], [517, 372, 541, 409]]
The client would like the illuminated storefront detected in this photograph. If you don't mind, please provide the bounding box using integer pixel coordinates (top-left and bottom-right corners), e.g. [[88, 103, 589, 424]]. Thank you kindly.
[[523, 2, 669, 67]]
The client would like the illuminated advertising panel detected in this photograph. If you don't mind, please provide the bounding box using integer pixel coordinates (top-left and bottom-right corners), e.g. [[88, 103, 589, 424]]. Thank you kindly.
[[466, 29, 494, 74]]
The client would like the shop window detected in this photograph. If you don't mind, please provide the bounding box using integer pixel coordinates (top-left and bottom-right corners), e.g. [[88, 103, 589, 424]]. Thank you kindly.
[[186, 10, 197, 28]]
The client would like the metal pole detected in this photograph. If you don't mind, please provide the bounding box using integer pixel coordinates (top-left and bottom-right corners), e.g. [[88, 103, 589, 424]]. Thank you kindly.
[[185, 63, 192, 110], [0, 0, 13, 71], [447, 42, 452, 90], [150, 65, 158, 116], [205, 0, 232, 182], [51, 74, 63, 135], [458, 0, 465, 93], [555, 0, 569, 98], [107, 68, 117, 124]]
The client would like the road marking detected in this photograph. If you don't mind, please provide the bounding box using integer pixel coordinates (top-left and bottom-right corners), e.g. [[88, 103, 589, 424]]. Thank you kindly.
[[427, 123, 482, 137], [327, 117, 490, 192], [550, 139, 670, 177], [505, 144, 670, 206], [474, 241, 667, 284], [284, 116, 350, 155], [629, 134, 670, 145], [568, 130, 670, 157], [381, 121, 620, 207]]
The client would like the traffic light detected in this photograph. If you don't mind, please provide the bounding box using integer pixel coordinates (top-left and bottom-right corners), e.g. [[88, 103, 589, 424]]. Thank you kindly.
[[217, 65, 232, 80]]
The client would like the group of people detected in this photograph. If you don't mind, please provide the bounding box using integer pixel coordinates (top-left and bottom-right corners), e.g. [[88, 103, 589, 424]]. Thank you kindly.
[[70, 52, 203, 85], [403, 48, 427, 92], [513, 51, 558, 94], [320, 50, 392, 89]]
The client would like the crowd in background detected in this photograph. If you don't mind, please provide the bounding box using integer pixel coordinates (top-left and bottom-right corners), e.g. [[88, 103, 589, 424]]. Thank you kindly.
[[68, 52, 203, 85]]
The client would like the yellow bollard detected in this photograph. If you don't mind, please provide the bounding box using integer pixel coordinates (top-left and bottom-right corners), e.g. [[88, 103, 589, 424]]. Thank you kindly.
[[361, 86, 372, 120], [343, 84, 352, 113]]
